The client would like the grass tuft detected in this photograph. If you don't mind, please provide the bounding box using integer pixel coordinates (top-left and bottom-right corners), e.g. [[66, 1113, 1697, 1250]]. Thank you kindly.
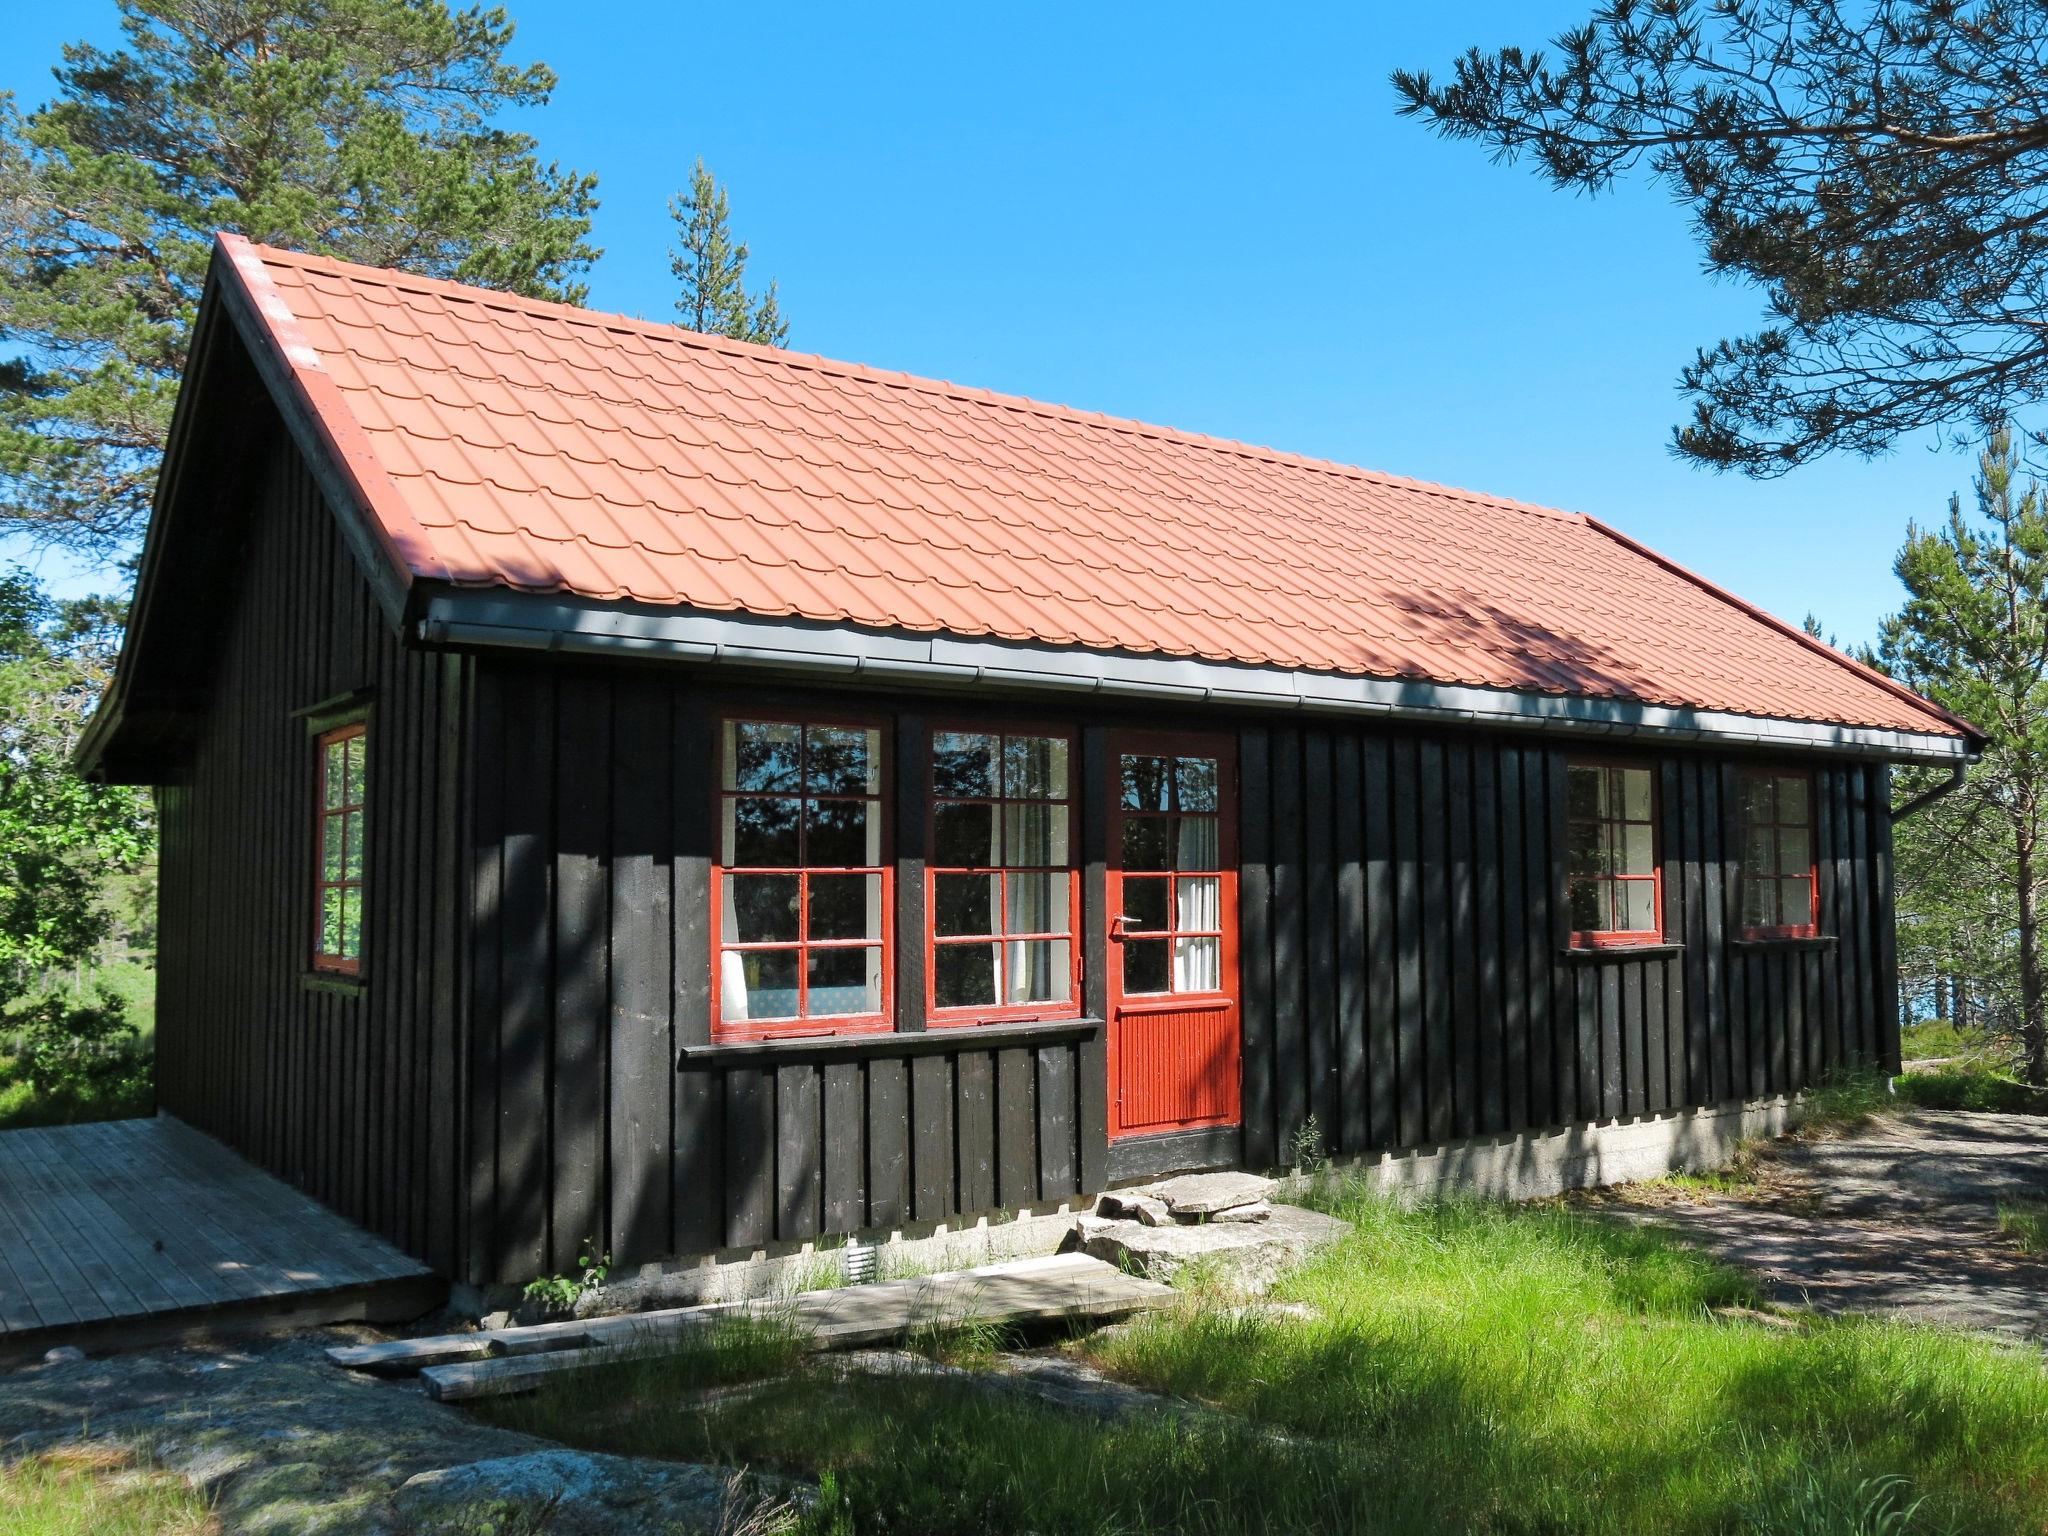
[[1997, 1201, 2048, 1255], [1797, 1067, 1896, 1136], [0, 1446, 217, 1535]]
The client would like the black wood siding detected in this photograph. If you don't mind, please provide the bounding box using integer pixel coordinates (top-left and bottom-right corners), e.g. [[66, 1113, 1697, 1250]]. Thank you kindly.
[[1239, 726, 1900, 1161], [155, 434, 469, 1274], [461, 662, 1098, 1285], [462, 657, 1905, 1286]]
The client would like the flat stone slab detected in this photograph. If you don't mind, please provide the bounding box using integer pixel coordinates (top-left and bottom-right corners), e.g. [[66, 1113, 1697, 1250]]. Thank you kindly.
[[1097, 1190, 1177, 1226], [1077, 1202, 1349, 1292], [1136, 1171, 1277, 1217]]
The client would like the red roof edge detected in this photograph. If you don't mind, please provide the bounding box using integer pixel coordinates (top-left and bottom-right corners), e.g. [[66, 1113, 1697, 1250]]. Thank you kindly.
[[1581, 515, 1982, 746], [213, 232, 450, 590]]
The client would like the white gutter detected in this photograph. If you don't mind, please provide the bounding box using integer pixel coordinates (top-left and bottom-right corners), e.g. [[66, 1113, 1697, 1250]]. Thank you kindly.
[[416, 593, 1977, 765]]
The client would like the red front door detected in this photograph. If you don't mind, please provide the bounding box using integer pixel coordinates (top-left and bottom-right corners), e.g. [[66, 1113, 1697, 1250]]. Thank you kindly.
[[1106, 733, 1241, 1140]]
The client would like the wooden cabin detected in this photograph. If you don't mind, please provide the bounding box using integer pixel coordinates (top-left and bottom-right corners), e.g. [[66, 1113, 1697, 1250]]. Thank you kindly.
[[80, 235, 1980, 1290]]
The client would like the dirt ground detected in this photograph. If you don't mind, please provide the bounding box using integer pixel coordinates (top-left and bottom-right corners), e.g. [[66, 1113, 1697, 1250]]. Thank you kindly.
[[1584, 1109, 2048, 1341]]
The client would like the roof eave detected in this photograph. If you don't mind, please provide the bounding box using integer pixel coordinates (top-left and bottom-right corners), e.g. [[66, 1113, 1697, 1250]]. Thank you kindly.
[[414, 589, 1978, 765]]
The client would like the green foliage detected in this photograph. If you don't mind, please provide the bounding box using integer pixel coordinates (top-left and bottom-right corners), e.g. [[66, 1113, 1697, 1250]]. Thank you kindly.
[[0, 0, 599, 558], [520, 1244, 610, 1315], [12, 987, 142, 1098], [668, 159, 788, 347], [1395, 3, 2048, 473], [0, 569, 153, 998], [1882, 429, 2048, 1085], [1288, 1111, 1328, 1173]]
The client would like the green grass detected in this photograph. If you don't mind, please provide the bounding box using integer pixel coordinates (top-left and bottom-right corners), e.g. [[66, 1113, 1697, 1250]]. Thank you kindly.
[[475, 1190, 2048, 1536], [1896, 1064, 2048, 1116], [0, 1447, 216, 1535], [1899, 1020, 1992, 1064], [1997, 1201, 2048, 1255]]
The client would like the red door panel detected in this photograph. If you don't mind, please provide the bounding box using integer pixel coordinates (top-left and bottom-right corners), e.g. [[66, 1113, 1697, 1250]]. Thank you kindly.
[[1106, 732, 1241, 1140]]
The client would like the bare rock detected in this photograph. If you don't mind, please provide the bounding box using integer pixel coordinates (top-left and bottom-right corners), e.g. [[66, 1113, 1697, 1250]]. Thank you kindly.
[[394, 1449, 790, 1533]]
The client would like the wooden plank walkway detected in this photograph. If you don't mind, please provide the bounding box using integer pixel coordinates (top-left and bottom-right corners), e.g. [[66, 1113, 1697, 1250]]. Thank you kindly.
[[0, 1116, 443, 1362], [329, 1251, 1174, 1402]]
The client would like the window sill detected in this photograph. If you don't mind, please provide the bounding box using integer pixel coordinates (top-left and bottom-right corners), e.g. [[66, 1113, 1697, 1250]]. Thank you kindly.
[[1730, 934, 1838, 951], [1560, 943, 1684, 961], [679, 1016, 1102, 1065], [302, 971, 366, 997]]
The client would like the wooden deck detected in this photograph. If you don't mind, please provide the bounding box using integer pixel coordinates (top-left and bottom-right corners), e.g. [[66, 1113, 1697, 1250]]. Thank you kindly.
[[0, 1115, 443, 1363]]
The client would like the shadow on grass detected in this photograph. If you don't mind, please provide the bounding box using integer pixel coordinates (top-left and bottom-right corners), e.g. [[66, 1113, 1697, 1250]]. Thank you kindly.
[[464, 1191, 2048, 1534]]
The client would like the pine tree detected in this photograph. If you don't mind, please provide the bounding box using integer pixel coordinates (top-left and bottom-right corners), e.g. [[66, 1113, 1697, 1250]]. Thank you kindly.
[[1881, 427, 2048, 1086], [0, 0, 599, 563], [1397, 3, 2048, 474], [668, 159, 789, 347]]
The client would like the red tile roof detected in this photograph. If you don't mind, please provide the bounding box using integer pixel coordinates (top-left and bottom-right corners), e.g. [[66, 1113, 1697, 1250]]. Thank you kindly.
[[217, 235, 1968, 741]]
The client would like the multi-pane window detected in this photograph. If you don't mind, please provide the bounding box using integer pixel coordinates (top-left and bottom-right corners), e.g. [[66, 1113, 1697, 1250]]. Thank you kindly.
[[314, 723, 366, 973], [716, 719, 889, 1037], [1740, 770, 1818, 937], [1565, 761, 1661, 946], [928, 730, 1079, 1019], [1117, 753, 1225, 993]]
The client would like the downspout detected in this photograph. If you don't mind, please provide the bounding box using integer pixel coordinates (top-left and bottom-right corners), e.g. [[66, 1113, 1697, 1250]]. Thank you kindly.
[[1892, 758, 1971, 822]]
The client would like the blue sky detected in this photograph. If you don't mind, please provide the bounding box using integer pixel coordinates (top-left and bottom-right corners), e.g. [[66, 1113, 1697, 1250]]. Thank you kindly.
[[2, 3, 1990, 646]]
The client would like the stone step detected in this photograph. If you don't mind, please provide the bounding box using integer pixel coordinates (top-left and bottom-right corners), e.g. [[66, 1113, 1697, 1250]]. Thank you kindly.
[[1097, 1170, 1279, 1226], [1074, 1202, 1351, 1293]]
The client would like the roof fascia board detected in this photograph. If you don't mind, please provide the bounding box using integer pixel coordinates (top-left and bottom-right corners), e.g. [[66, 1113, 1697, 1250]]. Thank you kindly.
[[210, 234, 440, 630], [417, 591, 1974, 765], [76, 274, 238, 778]]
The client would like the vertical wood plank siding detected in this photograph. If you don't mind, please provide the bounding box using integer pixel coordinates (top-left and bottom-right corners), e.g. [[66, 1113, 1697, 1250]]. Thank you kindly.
[[154, 438, 469, 1276], [463, 661, 1095, 1285], [460, 652, 1906, 1286], [1232, 725, 1901, 1165]]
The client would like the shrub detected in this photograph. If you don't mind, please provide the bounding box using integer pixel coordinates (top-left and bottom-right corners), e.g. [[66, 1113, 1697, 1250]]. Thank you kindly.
[[14, 988, 142, 1096], [0, 988, 153, 1127]]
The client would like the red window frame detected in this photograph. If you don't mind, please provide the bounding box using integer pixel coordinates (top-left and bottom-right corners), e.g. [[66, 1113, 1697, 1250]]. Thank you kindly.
[[710, 713, 893, 1042], [313, 722, 366, 975], [925, 723, 1084, 1026], [1565, 759, 1663, 949], [1738, 767, 1820, 939]]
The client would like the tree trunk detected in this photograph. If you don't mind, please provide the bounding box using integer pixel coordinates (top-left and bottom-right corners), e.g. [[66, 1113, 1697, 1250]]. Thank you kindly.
[[2016, 812, 2048, 1087]]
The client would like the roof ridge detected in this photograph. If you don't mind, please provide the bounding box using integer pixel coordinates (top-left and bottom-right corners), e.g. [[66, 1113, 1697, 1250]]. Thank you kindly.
[[1580, 516, 1978, 740], [240, 238, 1588, 526]]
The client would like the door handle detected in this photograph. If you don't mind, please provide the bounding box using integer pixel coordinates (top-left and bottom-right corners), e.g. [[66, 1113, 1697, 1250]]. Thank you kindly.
[[1109, 914, 1130, 942]]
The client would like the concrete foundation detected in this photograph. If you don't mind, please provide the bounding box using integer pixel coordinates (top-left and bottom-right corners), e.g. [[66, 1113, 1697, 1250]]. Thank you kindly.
[[1301, 1094, 1804, 1205]]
